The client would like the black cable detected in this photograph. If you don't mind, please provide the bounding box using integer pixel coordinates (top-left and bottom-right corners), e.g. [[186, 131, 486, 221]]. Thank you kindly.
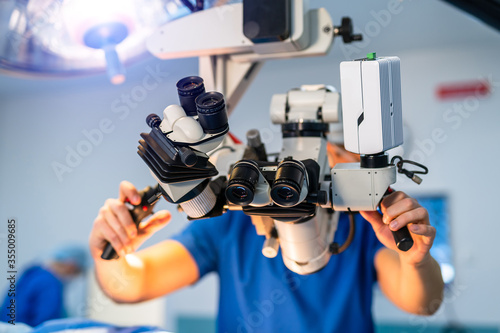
[[390, 155, 429, 175], [207, 146, 236, 156]]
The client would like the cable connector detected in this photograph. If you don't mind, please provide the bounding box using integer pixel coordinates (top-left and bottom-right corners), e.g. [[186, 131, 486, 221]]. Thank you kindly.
[[390, 156, 428, 185], [402, 169, 422, 184]]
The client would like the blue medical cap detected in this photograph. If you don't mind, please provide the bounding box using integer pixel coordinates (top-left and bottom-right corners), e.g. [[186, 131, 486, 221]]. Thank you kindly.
[[50, 244, 89, 271]]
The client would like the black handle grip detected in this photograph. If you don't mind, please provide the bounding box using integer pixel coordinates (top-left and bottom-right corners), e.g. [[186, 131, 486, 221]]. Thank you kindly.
[[179, 146, 197, 167], [382, 188, 414, 251], [101, 243, 119, 260], [100, 185, 161, 260], [391, 225, 414, 251]]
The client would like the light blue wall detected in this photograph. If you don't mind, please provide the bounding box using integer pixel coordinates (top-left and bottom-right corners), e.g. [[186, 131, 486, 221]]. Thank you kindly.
[[0, 0, 499, 331]]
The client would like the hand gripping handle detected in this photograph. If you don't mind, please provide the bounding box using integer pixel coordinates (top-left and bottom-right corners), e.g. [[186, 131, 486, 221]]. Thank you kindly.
[[384, 188, 413, 252], [101, 185, 161, 260], [392, 226, 413, 252]]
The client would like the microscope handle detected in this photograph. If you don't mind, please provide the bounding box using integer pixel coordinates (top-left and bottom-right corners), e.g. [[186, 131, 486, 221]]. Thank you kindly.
[[101, 242, 119, 260], [100, 185, 161, 260], [383, 187, 413, 251], [391, 225, 413, 252]]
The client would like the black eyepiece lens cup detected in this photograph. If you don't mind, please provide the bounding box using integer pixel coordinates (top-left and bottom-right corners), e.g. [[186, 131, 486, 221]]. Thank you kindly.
[[195, 92, 228, 134], [271, 161, 305, 207], [176, 76, 205, 116], [226, 162, 260, 206]]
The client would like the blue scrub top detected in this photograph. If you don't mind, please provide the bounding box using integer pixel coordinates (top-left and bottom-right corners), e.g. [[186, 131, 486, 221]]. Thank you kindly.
[[172, 210, 384, 333], [0, 265, 64, 327]]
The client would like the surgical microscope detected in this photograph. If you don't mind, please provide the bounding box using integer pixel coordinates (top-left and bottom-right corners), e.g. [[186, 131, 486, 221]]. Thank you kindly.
[[100, 0, 428, 275]]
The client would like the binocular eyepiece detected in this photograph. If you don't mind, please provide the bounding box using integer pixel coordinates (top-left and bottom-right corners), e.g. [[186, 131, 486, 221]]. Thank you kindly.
[[270, 159, 305, 207], [176, 76, 229, 134], [176, 76, 205, 116], [196, 91, 228, 134], [226, 161, 260, 206], [225, 159, 307, 208]]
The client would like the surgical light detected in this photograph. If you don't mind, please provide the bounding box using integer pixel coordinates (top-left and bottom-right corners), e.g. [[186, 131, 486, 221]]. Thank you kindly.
[[0, 0, 223, 83]]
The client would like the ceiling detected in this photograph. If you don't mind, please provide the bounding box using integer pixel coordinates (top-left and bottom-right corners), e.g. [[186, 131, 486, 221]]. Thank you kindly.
[[441, 0, 500, 31]]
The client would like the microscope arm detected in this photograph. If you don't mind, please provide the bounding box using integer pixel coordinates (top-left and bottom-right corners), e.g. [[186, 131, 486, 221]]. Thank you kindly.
[[147, 1, 359, 114]]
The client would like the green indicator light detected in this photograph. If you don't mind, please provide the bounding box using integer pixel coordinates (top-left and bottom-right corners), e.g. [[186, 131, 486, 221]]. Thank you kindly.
[[367, 52, 376, 60]]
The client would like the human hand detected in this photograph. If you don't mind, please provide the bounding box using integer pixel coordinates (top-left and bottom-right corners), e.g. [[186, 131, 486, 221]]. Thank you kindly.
[[360, 191, 436, 266], [89, 181, 171, 260]]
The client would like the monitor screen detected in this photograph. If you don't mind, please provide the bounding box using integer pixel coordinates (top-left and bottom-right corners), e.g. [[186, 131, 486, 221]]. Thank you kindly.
[[414, 195, 454, 285]]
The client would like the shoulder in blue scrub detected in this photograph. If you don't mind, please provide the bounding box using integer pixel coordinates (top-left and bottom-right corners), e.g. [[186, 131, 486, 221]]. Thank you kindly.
[[0, 265, 64, 327]]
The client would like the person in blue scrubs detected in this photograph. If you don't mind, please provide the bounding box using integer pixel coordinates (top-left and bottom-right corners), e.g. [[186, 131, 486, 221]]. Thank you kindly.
[[89, 143, 444, 332], [0, 245, 87, 327]]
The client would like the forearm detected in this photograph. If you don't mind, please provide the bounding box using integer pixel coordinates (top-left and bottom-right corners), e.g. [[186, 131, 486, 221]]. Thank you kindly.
[[397, 253, 444, 315], [94, 255, 147, 303], [376, 248, 444, 315], [94, 240, 199, 303], [89, 182, 178, 303]]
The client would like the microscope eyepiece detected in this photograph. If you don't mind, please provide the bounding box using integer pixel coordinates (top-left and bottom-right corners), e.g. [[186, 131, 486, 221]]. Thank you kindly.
[[226, 161, 260, 206], [177, 76, 205, 116], [195, 91, 228, 134], [146, 114, 162, 128], [271, 160, 305, 207]]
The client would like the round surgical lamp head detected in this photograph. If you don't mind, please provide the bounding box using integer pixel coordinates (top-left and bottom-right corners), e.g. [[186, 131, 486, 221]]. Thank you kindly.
[[0, 0, 226, 83], [60, 0, 137, 85], [83, 22, 129, 84]]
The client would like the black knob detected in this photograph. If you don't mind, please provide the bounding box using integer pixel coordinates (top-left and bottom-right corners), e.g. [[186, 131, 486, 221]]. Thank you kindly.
[[246, 129, 262, 148], [335, 17, 363, 44], [317, 191, 328, 206], [146, 114, 162, 129], [179, 146, 197, 167]]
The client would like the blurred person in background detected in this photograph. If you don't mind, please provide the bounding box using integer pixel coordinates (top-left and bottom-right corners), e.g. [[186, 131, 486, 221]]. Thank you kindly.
[[0, 244, 88, 326]]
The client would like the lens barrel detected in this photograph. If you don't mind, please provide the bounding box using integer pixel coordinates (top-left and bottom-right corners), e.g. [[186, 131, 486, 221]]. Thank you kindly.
[[226, 161, 260, 206], [271, 160, 305, 207], [195, 92, 228, 134], [177, 76, 206, 116]]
